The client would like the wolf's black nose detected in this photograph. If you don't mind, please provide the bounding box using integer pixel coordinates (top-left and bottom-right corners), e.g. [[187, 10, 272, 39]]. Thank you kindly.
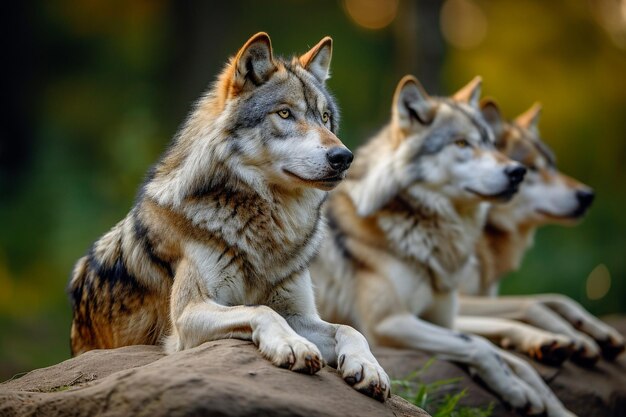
[[327, 147, 354, 171], [576, 190, 595, 210], [505, 165, 527, 185]]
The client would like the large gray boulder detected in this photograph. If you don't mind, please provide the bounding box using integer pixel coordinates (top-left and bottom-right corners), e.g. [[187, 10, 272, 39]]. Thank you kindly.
[[0, 339, 428, 417]]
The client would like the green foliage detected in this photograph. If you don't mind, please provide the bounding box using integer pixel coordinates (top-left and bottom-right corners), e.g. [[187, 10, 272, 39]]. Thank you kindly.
[[393, 359, 494, 417]]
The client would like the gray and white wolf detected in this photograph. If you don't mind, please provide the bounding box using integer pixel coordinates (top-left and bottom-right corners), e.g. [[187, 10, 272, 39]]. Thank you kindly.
[[68, 32, 390, 401], [456, 101, 625, 366], [311, 75, 575, 416]]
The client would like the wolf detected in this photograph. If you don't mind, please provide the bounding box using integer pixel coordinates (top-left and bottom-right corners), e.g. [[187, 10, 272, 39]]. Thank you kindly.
[[456, 101, 625, 366], [311, 75, 575, 416], [68, 32, 390, 401]]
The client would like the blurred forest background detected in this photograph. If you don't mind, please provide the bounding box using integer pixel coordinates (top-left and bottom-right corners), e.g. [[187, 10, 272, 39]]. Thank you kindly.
[[1, 0, 625, 380]]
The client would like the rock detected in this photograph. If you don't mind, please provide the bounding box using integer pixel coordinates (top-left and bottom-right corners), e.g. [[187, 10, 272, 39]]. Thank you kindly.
[[4, 319, 625, 417], [0, 339, 428, 417], [375, 316, 626, 417]]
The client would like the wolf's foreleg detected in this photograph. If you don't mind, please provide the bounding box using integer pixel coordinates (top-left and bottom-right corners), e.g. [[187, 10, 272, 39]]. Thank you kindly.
[[276, 271, 390, 401], [166, 259, 324, 374], [455, 316, 576, 366], [460, 295, 624, 362], [290, 315, 391, 402], [532, 294, 625, 361], [374, 312, 577, 415], [498, 349, 577, 417]]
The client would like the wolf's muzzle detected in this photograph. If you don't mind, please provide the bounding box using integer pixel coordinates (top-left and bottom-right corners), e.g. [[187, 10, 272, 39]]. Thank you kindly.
[[505, 165, 527, 187], [573, 189, 595, 217], [327, 147, 354, 172]]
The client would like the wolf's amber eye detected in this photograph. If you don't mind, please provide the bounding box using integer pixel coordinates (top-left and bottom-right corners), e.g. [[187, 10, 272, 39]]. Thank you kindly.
[[322, 112, 330, 123], [454, 139, 470, 148], [277, 109, 291, 119]]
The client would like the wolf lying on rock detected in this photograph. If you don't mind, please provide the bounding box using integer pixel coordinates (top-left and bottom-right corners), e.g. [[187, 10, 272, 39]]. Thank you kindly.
[[68, 32, 389, 401]]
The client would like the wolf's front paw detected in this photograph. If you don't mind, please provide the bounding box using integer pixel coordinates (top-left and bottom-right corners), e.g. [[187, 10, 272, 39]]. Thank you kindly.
[[569, 334, 601, 367], [571, 319, 624, 363], [480, 368, 543, 415], [338, 353, 390, 402], [597, 333, 625, 361], [527, 337, 576, 367], [501, 327, 576, 367], [262, 336, 325, 374]]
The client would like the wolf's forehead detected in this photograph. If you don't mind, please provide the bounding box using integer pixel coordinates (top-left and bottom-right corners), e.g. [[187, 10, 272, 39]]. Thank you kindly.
[[436, 101, 493, 144], [274, 65, 331, 110], [228, 65, 337, 132], [406, 102, 493, 158], [508, 125, 556, 167]]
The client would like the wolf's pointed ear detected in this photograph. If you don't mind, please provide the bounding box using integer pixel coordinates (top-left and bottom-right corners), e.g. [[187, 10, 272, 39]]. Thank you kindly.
[[453, 76, 482, 108], [232, 32, 277, 95], [480, 98, 504, 138], [392, 75, 435, 130], [299, 36, 333, 83], [515, 102, 542, 134]]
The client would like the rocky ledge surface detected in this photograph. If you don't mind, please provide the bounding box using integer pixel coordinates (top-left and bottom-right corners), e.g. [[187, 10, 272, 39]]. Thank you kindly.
[[0, 339, 428, 417], [2, 317, 625, 417]]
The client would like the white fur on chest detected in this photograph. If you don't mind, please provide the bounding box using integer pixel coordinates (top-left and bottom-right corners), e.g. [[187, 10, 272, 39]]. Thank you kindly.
[[377, 197, 488, 292], [376, 253, 459, 328], [183, 191, 324, 305], [379, 254, 433, 315], [457, 256, 482, 295], [378, 218, 472, 292]]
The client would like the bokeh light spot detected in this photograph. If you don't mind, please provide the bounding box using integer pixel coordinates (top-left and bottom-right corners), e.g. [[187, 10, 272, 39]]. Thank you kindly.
[[343, 0, 399, 30], [590, 0, 626, 50], [586, 263, 611, 300], [440, 0, 488, 49]]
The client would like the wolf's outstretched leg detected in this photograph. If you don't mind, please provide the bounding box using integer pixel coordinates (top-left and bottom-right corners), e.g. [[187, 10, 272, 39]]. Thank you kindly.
[[532, 294, 625, 361], [374, 313, 559, 414], [455, 316, 576, 366], [460, 295, 624, 364], [278, 271, 391, 402], [498, 349, 577, 417], [289, 316, 391, 402]]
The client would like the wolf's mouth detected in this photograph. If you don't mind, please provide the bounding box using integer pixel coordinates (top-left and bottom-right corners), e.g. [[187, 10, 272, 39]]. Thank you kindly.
[[283, 169, 344, 189], [536, 209, 582, 221], [465, 185, 519, 202]]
